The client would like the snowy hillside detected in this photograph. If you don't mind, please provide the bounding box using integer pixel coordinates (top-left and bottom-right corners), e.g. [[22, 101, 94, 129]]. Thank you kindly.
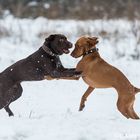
[[0, 16, 140, 140]]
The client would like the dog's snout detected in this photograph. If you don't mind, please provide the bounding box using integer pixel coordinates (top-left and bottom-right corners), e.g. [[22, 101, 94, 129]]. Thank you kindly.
[[68, 42, 72, 48], [71, 52, 74, 57], [71, 51, 76, 58]]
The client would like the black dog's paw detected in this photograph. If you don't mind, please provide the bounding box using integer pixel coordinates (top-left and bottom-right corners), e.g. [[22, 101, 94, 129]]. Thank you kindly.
[[9, 112, 14, 117], [74, 71, 83, 77]]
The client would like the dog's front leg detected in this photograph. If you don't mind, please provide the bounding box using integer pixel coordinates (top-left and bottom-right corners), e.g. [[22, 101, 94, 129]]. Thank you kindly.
[[59, 68, 82, 80], [79, 86, 94, 111], [56, 58, 81, 78], [44, 69, 82, 80]]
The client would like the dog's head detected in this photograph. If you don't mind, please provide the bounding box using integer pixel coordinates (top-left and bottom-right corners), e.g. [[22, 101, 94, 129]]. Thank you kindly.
[[43, 34, 72, 55], [71, 36, 98, 58]]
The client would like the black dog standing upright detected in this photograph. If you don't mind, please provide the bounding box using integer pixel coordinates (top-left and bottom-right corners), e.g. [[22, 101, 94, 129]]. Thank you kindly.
[[0, 34, 81, 116]]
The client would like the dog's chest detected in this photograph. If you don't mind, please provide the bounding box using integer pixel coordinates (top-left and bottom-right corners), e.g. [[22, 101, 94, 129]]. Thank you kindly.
[[38, 55, 62, 71], [83, 76, 94, 87]]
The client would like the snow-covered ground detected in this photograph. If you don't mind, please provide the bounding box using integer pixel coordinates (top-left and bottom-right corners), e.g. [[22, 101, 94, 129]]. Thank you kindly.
[[0, 16, 140, 140]]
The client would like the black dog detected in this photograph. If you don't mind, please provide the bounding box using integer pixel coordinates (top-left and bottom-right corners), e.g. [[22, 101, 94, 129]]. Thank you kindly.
[[0, 34, 81, 116]]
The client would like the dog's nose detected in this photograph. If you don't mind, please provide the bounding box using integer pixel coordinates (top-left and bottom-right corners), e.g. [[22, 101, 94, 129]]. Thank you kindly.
[[68, 42, 73, 48], [71, 51, 75, 57]]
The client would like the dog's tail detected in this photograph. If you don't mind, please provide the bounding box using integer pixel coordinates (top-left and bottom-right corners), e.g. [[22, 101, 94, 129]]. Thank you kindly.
[[135, 87, 140, 94]]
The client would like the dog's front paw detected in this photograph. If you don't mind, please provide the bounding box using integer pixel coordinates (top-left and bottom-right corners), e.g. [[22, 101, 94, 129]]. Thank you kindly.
[[74, 71, 83, 78], [44, 75, 54, 80], [79, 103, 85, 111]]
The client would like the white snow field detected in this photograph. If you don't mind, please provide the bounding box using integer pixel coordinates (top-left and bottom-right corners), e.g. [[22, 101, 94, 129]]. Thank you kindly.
[[0, 16, 140, 140]]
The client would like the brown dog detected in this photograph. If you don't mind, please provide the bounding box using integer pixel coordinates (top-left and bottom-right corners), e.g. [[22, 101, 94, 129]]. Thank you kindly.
[[71, 36, 140, 119]]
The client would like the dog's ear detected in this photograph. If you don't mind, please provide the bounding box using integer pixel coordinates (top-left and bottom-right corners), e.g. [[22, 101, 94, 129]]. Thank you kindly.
[[88, 37, 98, 41], [44, 35, 56, 46], [45, 35, 56, 42], [87, 37, 98, 46]]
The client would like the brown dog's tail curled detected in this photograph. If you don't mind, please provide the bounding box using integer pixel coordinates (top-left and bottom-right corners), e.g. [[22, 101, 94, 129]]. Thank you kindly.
[[135, 87, 140, 94]]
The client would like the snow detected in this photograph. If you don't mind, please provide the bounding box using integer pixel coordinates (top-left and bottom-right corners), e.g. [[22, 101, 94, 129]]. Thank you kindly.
[[0, 16, 140, 140], [44, 3, 50, 9], [28, 1, 38, 7]]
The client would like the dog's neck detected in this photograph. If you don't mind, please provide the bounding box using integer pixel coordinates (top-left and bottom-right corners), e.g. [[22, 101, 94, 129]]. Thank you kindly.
[[83, 47, 99, 57], [41, 44, 58, 57]]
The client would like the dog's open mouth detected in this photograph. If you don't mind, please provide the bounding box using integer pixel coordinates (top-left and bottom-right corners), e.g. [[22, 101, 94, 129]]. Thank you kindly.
[[63, 48, 70, 54]]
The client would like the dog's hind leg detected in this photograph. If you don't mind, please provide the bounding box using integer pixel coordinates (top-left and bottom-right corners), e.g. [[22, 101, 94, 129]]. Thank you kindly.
[[4, 105, 14, 116], [4, 84, 23, 116], [127, 106, 140, 119], [79, 86, 94, 111], [117, 97, 130, 119], [126, 98, 140, 119], [130, 107, 140, 119]]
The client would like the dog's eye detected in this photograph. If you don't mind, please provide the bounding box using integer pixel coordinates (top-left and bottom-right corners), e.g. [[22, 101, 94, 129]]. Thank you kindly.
[[75, 44, 79, 47]]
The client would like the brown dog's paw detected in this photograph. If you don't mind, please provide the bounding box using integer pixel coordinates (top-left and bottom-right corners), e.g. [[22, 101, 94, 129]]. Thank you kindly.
[[79, 104, 85, 111], [71, 75, 80, 80], [44, 75, 55, 80]]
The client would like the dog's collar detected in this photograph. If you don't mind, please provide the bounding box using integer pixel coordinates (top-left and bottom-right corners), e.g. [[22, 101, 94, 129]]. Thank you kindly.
[[83, 47, 98, 56], [41, 44, 58, 57]]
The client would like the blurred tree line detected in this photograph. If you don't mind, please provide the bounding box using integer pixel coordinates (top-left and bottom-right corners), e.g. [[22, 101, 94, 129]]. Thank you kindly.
[[0, 0, 140, 19]]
